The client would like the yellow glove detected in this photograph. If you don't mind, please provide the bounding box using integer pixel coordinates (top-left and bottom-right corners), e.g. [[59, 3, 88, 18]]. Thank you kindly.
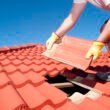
[[46, 32, 59, 50], [85, 41, 105, 61]]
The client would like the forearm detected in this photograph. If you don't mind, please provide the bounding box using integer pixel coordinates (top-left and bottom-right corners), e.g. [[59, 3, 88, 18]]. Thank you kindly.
[[55, 15, 77, 37], [97, 19, 110, 43], [55, 3, 87, 37]]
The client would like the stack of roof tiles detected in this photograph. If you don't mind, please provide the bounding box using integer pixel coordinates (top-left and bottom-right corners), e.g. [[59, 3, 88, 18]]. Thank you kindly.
[[0, 40, 110, 110]]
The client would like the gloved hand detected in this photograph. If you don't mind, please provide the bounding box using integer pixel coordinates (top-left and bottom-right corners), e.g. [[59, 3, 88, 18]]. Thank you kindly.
[[46, 32, 60, 50], [85, 41, 105, 61]]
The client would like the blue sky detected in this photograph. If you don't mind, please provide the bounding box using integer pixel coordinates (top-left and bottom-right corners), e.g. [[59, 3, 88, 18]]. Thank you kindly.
[[0, 0, 109, 47]]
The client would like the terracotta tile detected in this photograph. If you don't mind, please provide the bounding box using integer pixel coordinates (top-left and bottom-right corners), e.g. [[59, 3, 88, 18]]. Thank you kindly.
[[1, 59, 12, 66], [26, 56, 34, 60], [94, 82, 110, 94], [0, 72, 11, 88], [21, 52, 28, 56], [55, 64, 67, 71], [31, 59, 39, 65], [17, 84, 48, 109], [78, 98, 108, 110], [48, 70, 60, 77], [41, 64, 55, 72], [9, 71, 28, 87], [96, 95, 110, 108], [43, 36, 92, 70], [12, 51, 21, 56], [0, 54, 7, 60], [18, 64, 30, 73], [36, 82, 67, 105], [0, 85, 27, 110], [56, 100, 79, 110], [3, 64, 17, 73], [5, 52, 12, 57], [40, 104, 55, 110], [38, 70, 48, 76], [38, 59, 54, 65], [17, 55, 26, 60], [29, 63, 44, 73], [12, 59, 22, 65], [8, 55, 17, 60], [0, 65, 3, 72], [35, 56, 43, 60], [23, 59, 32, 65], [65, 65, 73, 70], [24, 71, 46, 85]]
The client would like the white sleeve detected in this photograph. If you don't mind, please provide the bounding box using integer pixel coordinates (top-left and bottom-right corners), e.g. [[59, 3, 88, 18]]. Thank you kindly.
[[103, 0, 110, 6], [73, 0, 87, 4]]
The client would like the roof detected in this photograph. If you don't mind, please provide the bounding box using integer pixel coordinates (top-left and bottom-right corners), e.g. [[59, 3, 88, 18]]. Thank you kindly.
[[0, 37, 110, 110], [0, 44, 72, 77]]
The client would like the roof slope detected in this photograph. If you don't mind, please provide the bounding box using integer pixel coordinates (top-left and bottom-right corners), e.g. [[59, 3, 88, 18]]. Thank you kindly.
[[0, 44, 73, 77], [0, 44, 75, 110], [0, 38, 110, 110]]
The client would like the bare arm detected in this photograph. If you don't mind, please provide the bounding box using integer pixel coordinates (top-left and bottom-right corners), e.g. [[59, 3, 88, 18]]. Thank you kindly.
[[98, 19, 110, 43], [55, 2, 87, 37]]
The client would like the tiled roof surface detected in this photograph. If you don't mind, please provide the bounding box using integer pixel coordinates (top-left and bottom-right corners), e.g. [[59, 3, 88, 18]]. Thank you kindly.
[[0, 38, 110, 110], [0, 44, 73, 77], [0, 44, 75, 110]]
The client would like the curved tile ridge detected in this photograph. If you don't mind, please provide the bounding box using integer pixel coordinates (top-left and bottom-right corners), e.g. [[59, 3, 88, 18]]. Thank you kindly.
[[0, 43, 73, 78], [36, 82, 68, 105], [0, 72, 11, 88], [16, 82, 68, 109], [17, 83, 49, 109], [0, 84, 28, 110], [9, 71, 46, 88], [2, 62, 72, 77], [0, 44, 42, 53], [56, 100, 79, 110]]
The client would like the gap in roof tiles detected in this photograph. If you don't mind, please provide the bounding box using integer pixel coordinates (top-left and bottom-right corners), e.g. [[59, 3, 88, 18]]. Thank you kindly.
[[46, 74, 90, 97], [59, 83, 90, 97], [46, 70, 103, 104]]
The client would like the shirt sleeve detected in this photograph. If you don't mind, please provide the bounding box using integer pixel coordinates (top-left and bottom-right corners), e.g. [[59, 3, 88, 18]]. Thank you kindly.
[[103, 0, 110, 6], [73, 0, 87, 4]]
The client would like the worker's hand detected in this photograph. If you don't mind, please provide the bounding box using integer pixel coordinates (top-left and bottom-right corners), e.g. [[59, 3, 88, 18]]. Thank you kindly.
[[46, 32, 60, 50], [85, 41, 105, 61]]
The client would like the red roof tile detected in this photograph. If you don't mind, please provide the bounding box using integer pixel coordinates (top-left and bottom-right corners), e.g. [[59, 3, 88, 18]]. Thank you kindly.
[[77, 98, 108, 110], [0, 72, 11, 88], [43, 36, 92, 70], [0, 85, 28, 110], [56, 100, 79, 110], [96, 95, 110, 108]]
